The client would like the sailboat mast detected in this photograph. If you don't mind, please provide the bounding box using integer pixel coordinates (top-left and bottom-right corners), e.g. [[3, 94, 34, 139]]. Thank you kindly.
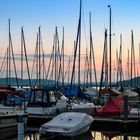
[[119, 34, 122, 86], [38, 27, 41, 87], [21, 27, 32, 88], [21, 27, 23, 82], [99, 29, 107, 93], [62, 27, 64, 87], [139, 44, 140, 75], [89, 12, 92, 85], [8, 19, 11, 85], [128, 49, 129, 86], [78, 0, 82, 87], [55, 27, 57, 88], [36, 33, 39, 86], [89, 12, 98, 89], [116, 50, 118, 87], [108, 5, 112, 90], [130, 30, 133, 88]]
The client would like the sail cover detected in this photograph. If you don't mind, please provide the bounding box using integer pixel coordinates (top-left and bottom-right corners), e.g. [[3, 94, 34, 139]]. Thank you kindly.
[[96, 96, 127, 116]]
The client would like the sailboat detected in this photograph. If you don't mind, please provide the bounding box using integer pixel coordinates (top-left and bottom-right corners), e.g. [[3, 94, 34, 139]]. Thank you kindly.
[[81, 12, 98, 101], [26, 27, 67, 127], [63, 0, 99, 116]]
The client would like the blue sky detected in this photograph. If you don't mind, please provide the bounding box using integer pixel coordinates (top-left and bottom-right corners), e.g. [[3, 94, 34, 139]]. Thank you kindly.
[[0, 0, 139, 50], [0, 0, 140, 81]]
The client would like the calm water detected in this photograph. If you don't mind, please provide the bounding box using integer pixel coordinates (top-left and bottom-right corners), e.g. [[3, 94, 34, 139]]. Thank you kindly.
[[5, 130, 140, 140]]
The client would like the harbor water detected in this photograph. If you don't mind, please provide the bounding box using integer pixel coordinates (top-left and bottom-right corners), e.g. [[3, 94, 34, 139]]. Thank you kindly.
[[3, 129, 140, 140]]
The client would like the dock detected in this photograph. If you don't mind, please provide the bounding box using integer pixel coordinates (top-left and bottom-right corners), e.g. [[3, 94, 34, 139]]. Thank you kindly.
[[91, 115, 140, 134]]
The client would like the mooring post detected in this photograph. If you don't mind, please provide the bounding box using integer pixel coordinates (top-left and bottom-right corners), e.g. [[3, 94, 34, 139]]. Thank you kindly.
[[18, 115, 24, 140], [124, 135, 128, 140], [124, 95, 128, 120]]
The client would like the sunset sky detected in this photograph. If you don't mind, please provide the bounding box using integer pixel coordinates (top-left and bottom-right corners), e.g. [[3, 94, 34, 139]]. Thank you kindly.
[[0, 0, 140, 82]]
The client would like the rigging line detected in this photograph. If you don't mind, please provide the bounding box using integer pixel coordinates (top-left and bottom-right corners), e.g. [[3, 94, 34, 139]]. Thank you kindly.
[[57, 41, 63, 86], [81, 1, 88, 52], [91, 34, 98, 89], [90, 12, 97, 89], [83, 48, 87, 85], [42, 51, 47, 84], [39, 27, 47, 78], [10, 34, 19, 87], [64, 56, 70, 81], [70, 18, 80, 97], [0, 49, 7, 77], [99, 29, 107, 91], [57, 41, 61, 87], [46, 36, 55, 80], [31, 33, 38, 87], [111, 10, 115, 38], [40, 34, 47, 79], [48, 57, 55, 87], [22, 27, 32, 88], [48, 36, 56, 87], [116, 49, 119, 87], [0, 60, 7, 78], [30, 47, 37, 80]]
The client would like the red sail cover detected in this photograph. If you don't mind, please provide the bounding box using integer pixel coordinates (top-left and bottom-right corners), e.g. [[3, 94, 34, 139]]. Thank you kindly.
[[96, 97, 127, 116]]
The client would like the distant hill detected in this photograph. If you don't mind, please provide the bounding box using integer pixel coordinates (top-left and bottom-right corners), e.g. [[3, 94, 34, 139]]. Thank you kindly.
[[1, 76, 140, 88], [116, 76, 140, 88], [0, 77, 58, 87]]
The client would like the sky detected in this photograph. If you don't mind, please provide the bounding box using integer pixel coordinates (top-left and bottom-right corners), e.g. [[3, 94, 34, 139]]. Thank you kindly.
[[0, 0, 140, 82]]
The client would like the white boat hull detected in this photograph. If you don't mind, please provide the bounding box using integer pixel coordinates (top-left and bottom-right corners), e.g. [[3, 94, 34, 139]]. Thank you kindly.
[[56, 124, 91, 137], [39, 112, 93, 137]]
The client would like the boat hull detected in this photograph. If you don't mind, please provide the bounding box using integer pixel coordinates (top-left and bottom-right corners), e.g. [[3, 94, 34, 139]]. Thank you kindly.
[[39, 112, 93, 137], [56, 124, 91, 137]]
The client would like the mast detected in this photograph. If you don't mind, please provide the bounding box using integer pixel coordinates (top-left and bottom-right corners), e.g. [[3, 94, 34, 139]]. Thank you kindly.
[[21, 27, 23, 84], [139, 44, 140, 72], [69, 0, 82, 99], [38, 27, 41, 87], [36, 33, 39, 86], [89, 12, 92, 85], [62, 27, 64, 87], [119, 34, 122, 87], [89, 12, 97, 89], [139, 44, 140, 87], [127, 49, 129, 87], [7, 19, 19, 87], [55, 27, 57, 88], [108, 5, 112, 90], [6, 19, 11, 85], [116, 50, 118, 87], [130, 30, 136, 88], [21, 27, 32, 88], [84, 47, 89, 86], [78, 0, 82, 87], [99, 29, 108, 93]]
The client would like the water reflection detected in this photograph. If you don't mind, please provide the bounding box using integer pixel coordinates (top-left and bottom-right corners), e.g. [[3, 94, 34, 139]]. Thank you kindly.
[[24, 131, 140, 140]]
